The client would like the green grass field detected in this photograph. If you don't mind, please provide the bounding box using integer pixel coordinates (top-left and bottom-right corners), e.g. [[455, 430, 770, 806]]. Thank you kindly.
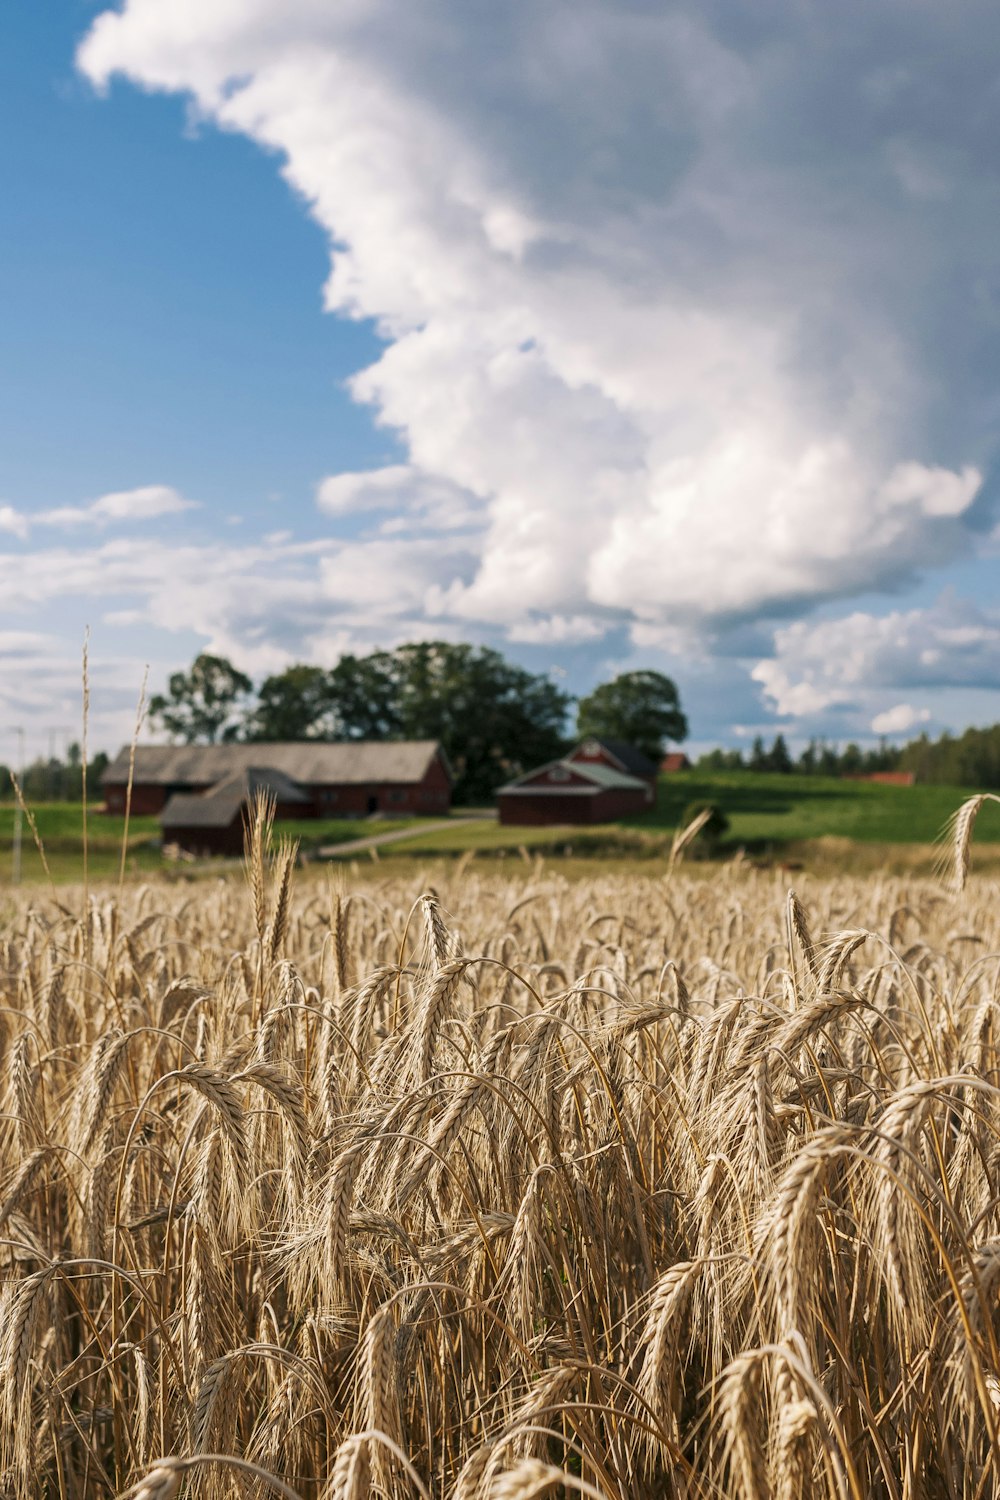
[[630, 769, 992, 845], [328, 772, 1000, 867], [0, 803, 163, 885], [1, 774, 997, 884], [0, 804, 423, 885], [246, 814, 422, 849]]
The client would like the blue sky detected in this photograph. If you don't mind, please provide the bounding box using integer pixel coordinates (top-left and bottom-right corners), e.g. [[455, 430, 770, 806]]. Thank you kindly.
[[2, 2, 390, 511], [3, 0, 1000, 761]]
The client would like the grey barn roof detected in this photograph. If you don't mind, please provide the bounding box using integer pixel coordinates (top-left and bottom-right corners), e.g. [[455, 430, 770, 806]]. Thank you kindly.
[[161, 767, 311, 830], [573, 738, 659, 779], [499, 759, 647, 794], [104, 740, 447, 787]]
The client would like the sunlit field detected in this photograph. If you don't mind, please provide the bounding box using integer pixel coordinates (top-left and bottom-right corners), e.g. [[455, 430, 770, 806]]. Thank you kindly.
[[3, 801, 1000, 1498]]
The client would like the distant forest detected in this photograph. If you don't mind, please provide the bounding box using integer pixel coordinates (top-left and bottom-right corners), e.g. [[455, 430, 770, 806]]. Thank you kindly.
[[698, 725, 1000, 787], [0, 745, 109, 804]]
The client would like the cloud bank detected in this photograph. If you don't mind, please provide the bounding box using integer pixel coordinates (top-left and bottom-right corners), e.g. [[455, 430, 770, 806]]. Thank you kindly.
[[753, 598, 1000, 722], [77, 0, 998, 670], [0, 485, 197, 537]]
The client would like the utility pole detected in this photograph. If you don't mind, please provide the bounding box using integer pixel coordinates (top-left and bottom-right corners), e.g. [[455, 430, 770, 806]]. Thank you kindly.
[[45, 725, 73, 799], [11, 726, 24, 886]]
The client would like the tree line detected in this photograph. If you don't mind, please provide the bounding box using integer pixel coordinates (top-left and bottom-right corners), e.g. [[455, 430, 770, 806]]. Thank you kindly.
[[144, 647, 686, 803], [5, 654, 1000, 804], [697, 735, 903, 776], [0, 744, 110, 804], [698, 725, 1000, 787], [0, 647, 688, 806]]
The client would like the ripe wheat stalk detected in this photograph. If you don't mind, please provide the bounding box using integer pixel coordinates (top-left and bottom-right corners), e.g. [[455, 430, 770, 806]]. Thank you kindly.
[[0, 795, 997, 1496]]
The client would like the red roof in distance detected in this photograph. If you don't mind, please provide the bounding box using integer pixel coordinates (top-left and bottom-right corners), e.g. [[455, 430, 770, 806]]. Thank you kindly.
[[660, 752, 690, 772]]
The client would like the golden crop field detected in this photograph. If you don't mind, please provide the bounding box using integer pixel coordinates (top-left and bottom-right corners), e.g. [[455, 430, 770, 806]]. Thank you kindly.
[[2, 802, 1000, 1499]]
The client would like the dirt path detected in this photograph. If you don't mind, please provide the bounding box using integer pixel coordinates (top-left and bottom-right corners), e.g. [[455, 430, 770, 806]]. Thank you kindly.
[[317, 815, 493, 857]]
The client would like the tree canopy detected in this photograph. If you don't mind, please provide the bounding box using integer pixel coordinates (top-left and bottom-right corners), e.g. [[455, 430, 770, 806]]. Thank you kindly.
[[898, 725, 1000, 787], [148, 654, 253, 744], [327, 653, 403, 741], [0, 751, 109, 802], [146, 642, 572, 802], [327, 641, 572, 802], [244, 665, 338, 742], [710, 735, 900, 777], [576, 669, 687, 763]]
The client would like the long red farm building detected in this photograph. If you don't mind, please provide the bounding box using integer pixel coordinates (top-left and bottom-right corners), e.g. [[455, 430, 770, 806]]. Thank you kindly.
[[102, 741, 452, 855]]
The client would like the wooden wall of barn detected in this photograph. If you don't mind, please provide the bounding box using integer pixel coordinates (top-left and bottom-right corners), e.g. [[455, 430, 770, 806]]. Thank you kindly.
[[498, 787, 648, 825]]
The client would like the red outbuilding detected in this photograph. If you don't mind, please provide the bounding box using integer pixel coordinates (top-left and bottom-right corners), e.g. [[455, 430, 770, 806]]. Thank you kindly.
[[497, 757, 651, 825]]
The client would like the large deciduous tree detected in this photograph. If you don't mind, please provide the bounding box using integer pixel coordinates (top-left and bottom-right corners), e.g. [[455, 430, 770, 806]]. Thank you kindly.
[[244, 665, 338, 741], [395, 641, 572, 803], [576, 669, 687, 763], [327, 641, 572, 802], [326, 653, 403, 741], [149, 654, 253, 743]]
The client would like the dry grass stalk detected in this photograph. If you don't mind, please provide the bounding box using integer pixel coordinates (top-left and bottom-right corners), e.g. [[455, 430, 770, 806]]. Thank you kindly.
[[718, 1350, 768, 1500], [81, 625, 90, 918], [487, 1459, 606, 1499], [119, 665, 149, 896], [8, 771, 53, 890], [786, 888, 818, 984], [668, 806, 713, 871]]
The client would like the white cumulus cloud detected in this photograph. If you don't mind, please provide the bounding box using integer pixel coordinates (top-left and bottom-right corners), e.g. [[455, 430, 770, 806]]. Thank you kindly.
[[871, 703, 932, 735], [753, 599, 1000, 722], [40, 484, 198, 528], [0, 486, 198, 537], [0, 506, 29, 541], [78, 0, 998, 649], [89, 484, 198, 522], [317, 465, 483, 533], [507, 615, 609, 645]]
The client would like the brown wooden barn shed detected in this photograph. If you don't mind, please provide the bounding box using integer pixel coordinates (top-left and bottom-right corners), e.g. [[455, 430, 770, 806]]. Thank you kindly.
[[103, 741, 452, 854], [103, 741, 451, 815], [160, 767, 311, 857]]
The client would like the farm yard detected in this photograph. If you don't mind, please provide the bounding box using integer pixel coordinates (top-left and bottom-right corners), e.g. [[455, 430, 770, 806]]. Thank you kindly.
[[2, 797, 1000, 1497], [3, 771, 1000, 886], [369, 771, 1000, 871]]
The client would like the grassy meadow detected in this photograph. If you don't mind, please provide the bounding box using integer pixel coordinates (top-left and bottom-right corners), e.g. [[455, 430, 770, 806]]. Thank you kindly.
[[0, 803, 163, 884], [2, 796, 1000, 1497], [3, 773, 1000, 886], [329, 772, 1000, 872], [0, 805, 426, 886], [635, 767, 989, 843]]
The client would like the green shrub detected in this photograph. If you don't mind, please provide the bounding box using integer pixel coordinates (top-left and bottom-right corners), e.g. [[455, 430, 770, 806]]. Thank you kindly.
[[679, 799, 730, 854]]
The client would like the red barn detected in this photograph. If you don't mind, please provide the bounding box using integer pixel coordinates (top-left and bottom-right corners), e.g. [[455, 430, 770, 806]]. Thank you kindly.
[[102, 741, 452, 852], [498, 758, 650, 825]]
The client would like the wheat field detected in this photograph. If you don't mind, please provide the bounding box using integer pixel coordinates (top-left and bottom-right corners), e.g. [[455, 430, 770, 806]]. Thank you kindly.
[[2, 804, 1000, 1497]]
